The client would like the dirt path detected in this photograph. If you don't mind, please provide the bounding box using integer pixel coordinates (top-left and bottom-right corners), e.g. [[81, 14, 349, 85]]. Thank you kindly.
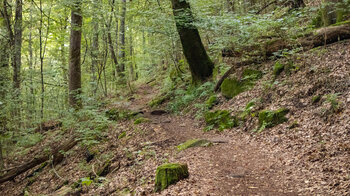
[[127, 85, 297, 195]]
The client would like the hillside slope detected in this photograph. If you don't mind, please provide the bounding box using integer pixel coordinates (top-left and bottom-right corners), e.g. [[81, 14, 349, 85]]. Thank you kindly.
[[0, 41, 349, 196]]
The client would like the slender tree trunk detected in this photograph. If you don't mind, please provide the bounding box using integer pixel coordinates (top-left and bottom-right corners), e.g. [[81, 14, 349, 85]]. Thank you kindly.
[[91, 0, 100, 95], [39, 0, 44, 122], [171, 0, 214, 84], [13, 0, 22, 91], [28, 5, 34, 120], [69, 0, 83, 108], [0, 3, 10, 169], [118, 0, 126, 78]]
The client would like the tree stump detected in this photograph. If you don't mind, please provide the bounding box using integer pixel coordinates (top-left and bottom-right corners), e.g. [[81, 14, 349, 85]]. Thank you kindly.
[[154, 163, 189, 192]]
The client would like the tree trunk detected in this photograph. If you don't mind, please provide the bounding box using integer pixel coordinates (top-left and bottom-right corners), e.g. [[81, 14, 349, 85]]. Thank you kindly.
[[69, 0, 83, 108], [91, 0, 100, 95], [118, 0, 126, 78], [0, 6, 10, 169], [13, 0, 22, 91], [171, 0, 214, 84], [320, 0, 349, 26]]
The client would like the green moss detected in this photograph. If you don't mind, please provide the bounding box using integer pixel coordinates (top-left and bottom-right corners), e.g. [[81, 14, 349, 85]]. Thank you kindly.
[[206, 95, 218, 109], [105, 108, 136, 121], [273, 62, 284, 77], [289, 121, 299, 129], [154, 163, 189, 192], [149, 95, 170, 108], [221, 69, 263, 99], [134, 117, 151, 125], [258, 108, 289, 132], [221, 78, 244, 99], [118, 131, 127, 139], [312, 95, 321, 104], [204, 110, 238, 131], [177, 139, 212, 151]]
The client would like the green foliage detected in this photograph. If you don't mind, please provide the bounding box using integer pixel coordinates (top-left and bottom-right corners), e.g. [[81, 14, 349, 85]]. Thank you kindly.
[[80, 177, 93, 187], [177, 139, 212, 151], [325, 93, 341, 112], [239, 98, 259, 120], [134, 117, 151, 125], [257, 108, 289, 132], [16, 133, 43, 148], [118, 131, 127, 139], [204, 110, 238, 131], [221, 69, 263, 99], [206, 95, 218, 109], [62, 106, 110, 147], [105, 108, 136, 121], [168, 81, 215, 113]]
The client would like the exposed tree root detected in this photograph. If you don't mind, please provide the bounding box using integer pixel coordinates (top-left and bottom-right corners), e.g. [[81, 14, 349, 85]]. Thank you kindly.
[[0, 138, 78, 184]]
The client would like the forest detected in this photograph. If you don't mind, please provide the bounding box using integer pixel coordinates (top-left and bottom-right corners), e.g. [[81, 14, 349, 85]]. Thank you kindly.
[[0, 0, 349, 195]]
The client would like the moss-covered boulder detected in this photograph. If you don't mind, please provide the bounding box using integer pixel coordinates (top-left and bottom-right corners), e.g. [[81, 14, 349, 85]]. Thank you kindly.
[[177, 139, 212, 151], [273, 62, 284, 77], [154, 163, 189, 192], [258, 108, 289, 131], [221, 69, 263, 99], [221, 78, 244, 99], [204, 110, 238, 131]]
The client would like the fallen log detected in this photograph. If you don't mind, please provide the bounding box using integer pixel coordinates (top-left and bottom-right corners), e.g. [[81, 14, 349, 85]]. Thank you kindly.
[[222, 24, 350, 58], [0, 137, 78, 184], [216, 24, 350, 91], [35, 120, 62, 133]]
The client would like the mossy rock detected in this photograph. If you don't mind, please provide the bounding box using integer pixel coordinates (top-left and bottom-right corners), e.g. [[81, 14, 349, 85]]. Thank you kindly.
[[206, 95, 219, 109], [177, 139, 212, 151], [154, 163, 189, 192], [273, 62, 285, 77], [134, 117, 151, 125], [221, 78, 244, 99], [149, 94, 170, 108], [312, 95, 321, 104], [221, 69, 263, 99], [258, 108, 289, 131], [204, 110, 238, 131]]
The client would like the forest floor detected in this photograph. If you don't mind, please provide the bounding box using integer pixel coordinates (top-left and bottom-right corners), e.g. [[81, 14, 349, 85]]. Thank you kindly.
[[0, 41, 349, 196]]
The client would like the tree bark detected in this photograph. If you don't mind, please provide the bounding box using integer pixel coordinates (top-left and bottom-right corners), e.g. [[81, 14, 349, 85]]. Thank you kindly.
[[69, 0, 83, 108], [13, 0, 22, 91], [0, 4, 10, 169], [171, 0, 214, 84], [91, 0, 100, 95], [117, 0, 126, 78]]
